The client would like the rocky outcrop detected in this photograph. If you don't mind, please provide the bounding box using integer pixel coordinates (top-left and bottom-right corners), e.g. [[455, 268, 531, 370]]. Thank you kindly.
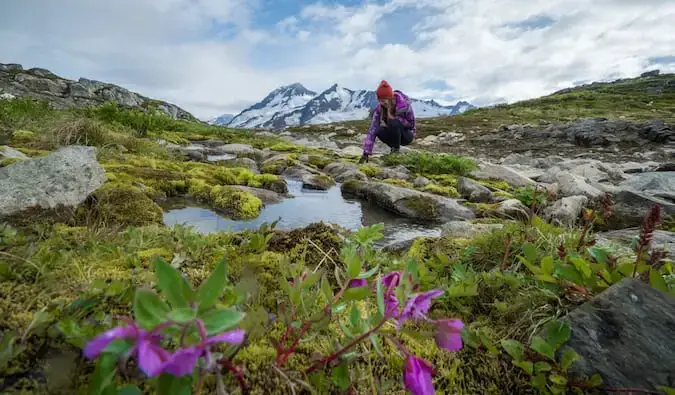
[[441, 221, 503, 238], [596, 228, 674, 260], [457, 176, 493, 203], [413, 176, 431, 188], [495, 199, 530, 220], [324, 162, 368, 183], [341, 180, 475, 222], [302, 174, 336, 191], [375, 165, 412, 181], [607, 190, 675, 229], [232, 186, 283, 204], [0, 146, 106, 216], [544, 195, 588, 227], [470, 161, 536, 187], [0, 63, 195, 120], [1, 146, 28, 160], [558, 278, 675, 392], [618, 172, 675, 201]]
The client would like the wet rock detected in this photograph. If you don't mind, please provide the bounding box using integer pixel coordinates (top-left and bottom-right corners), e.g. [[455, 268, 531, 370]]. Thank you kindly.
[[376, 165, 412, 181], [558, 278, 675, 392], [413, 176, 431, 188], [544, 195, 588, 227], [324, 162, 367, 183], [302, 174, 335, 191], [441, 221, 503, 238], [342, 180, 475, 222], [495, 199, 529, 220], [381, 238, 417, 254], [0, 146, 106, 216], [457, 176, 493, 203], [232, 186, 283, 204], [596, 228, 674, 260], [607, 190, 675, 229], [470, 161, 536, 187], [0, 146, 28, 160]]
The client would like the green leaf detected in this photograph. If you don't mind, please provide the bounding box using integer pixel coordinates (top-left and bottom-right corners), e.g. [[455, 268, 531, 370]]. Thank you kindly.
[[200, 309, 244, 335], [478, 330, 499, 356], [320, 278, 333, 303], [540, 256, 555, 275], [357, 265, 380, 279], [556, 264, 584, 284], [196, 259, 227, 311], [156, 373, 192, 395], [518, 256, 541, 275], [588, 247, 609, 264], [349, 305, 361, 329], [534, 362, 552, 373], [331, 360, 351, 390], [133, 289, 170, 330], [617, 262, 635, 277], [530, 373, 547, 389], [530, 336, 555, 361], [548, 374, 567, 386], [103, 339, 133, 356], [522, 243, 537, 263], [88, 353, 117, 395], [658, 386, 675, 395], [168, 307, 197, 324], [376, 275, 385, 316], [331, 302, 348, 314], [513, 360, 533, 375], [346, 255, 361, 279], [339, 319, 354, 338], [303, 270, 323, 289], [650, 269, 669, 293], [568, 254, 592, 279], [342, 286, 369, 302], [545, 321, 571, 350], [117, 385, 141, 395], [560, 349, 581, 371], [447, 283, 479, 297], [588, 373, 603, 387], [500, 339, 525, 362], [154, 257, 193, 309], [369, 334, 383, 357]]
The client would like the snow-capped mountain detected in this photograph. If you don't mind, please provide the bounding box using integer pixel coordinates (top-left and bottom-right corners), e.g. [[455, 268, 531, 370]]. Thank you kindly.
[[208, 113, 234, 125], [218, 83, 474, 129]]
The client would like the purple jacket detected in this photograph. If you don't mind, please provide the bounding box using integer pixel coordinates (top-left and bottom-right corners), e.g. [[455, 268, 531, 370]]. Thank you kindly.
[[363, 90, 416, 154]]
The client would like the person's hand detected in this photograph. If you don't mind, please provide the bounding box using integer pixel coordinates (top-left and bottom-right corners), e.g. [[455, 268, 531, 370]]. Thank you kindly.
[[358, 153, 369, 164]]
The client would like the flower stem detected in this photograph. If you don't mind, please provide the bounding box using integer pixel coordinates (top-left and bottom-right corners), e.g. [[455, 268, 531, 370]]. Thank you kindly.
[[218, 358, 249, 395], [276, 320, 311, 367], [306, 318, 388, 374]]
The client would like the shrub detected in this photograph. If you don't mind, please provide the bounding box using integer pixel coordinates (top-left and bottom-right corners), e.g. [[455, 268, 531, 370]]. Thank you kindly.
[[382, 152, 478, 176]]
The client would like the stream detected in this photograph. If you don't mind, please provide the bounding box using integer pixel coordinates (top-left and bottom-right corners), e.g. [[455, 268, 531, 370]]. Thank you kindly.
[[163, 179, 441, 247]]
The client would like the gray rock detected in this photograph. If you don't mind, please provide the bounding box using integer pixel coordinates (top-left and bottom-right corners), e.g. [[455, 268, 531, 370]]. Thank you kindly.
[[212, 143, 255, 156], [596, 228, 675, 260], [470, 161, 536, 187], [342, 181, 475, 222], [301, 174, 336, 191], [282, 163, 321, 180], [618, 172, 675, 196], [339, 145, 363, 156], [0, 146, 28, 160], [608, 190, 675, 229], [495, 199, 530, 220], [324, 162, 367, 183], [544, 196, 589, 227], [441, 221, 503, 238], [219, 158, 259, 173], [554, 173, 605, 199], [232, 186, 284, 204], [0, 146, 106, 216], [376, 165, 412, 181], [381, 238, 417, 254], [413, 176, 431, 188], [457, 177, 493, 203], [538, 159, 625, 184], [558, 278, 675, 392]]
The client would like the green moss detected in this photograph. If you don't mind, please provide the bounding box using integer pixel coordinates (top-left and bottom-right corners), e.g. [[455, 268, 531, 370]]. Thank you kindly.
[[382, 178, 414, 188], [466, 202, 500, 218], [427, 174, 458, 187], [269, 142, 301, 152], [421, 183, 460, 198], [359, 164, 381, 177], [187, 179, 262, 219], [11, 129, 37, 144], [402, 196, 438, 219], [478, 179, 513, 191], [16, 148, 51, 157], [0, 157, 22, 167], [307, 155, 333, 169], [304, 174, 335, 190], [90, 183, 164, 227]]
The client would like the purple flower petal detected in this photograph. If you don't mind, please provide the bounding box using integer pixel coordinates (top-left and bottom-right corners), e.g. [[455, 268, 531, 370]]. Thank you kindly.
[[382, 271, 401, 288], [136, 339, 170, 377], [161, 347, 202, 377], [83, 325, 136, 359], [348, 278, 368, 288], [435, 319, 464, 352], [204, 329, 246, 346], [399, 290, 444, 324], [384, 292, 400, 318], [403, 355, 435, 395]]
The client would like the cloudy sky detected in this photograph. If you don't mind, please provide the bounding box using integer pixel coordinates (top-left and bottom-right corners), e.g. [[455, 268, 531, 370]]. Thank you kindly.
[[2, 0, 674, 120]]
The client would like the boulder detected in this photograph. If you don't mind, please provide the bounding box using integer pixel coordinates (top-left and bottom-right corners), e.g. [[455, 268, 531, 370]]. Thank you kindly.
[[470, 161, 536, 187], [282, 163, 321, 180], [219, 157, 259, 173], [0, 146, 106, 216], [342, 180, 475, 222], [302, 174, 336, 191], [538, 159, 625, 184], [376, 165, 412, 181], [543, 196, 589, 227], [381, 238, 418, 254], [607, 190, 675, 229], [618, 172, 675, 198], [495, 199, 530, 220], [457, 177, 493, 203], [596, 228, 675, 260], [232, 186, 283, 204], [441, 221, 503, 238], [558, 278, 675, 392], [554, 173, 605, 200], [212, 143, 255, 156], [413, 176, 431, 188], [339, 146, 363, 156], [324, 162, 368, 183], [0, 146, 28, 160]]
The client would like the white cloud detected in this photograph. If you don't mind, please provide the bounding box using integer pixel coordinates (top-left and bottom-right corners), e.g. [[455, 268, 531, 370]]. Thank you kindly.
[[1, 0, 674, 119]]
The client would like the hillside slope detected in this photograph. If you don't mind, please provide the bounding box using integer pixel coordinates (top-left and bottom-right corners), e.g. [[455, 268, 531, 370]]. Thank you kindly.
[[0, 63, 197, 121]]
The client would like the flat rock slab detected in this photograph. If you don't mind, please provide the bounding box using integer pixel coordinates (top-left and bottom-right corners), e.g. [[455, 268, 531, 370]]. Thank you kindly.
[[470, 161, 536, 187], [0, 146, 106, 216], [559, 278, 675, 392]]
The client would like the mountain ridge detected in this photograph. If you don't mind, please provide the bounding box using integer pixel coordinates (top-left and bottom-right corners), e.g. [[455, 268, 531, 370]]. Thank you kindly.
[[222, 82, 474, 129]]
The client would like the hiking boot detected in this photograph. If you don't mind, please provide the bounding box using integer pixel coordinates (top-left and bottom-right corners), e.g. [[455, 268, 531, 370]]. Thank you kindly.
[[390, 147, 401, 154]]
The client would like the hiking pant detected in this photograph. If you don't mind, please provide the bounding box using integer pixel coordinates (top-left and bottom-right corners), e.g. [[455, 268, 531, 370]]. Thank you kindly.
[[376, 119, 414, 150]]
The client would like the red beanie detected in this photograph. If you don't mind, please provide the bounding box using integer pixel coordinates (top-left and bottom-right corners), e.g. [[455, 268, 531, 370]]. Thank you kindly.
[[376, 80, 394, 100]]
